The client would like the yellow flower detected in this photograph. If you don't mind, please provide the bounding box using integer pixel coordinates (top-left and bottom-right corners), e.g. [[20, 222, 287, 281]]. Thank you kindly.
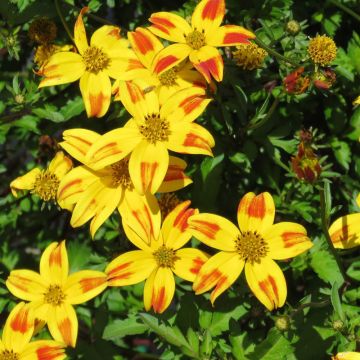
[[188, 192, 313, 310], [0, 302, 66, 360], [307, 34, 337, 66], [10, 151, 72, 203], [84, 82, 214, 195], [148, 0, 255, 82], [56, 129, 192, 237], [332, 352, 360, 360], [6, 241, 108, 347], [232, 42, 267, 70], [112, 27, 208, 105], [353, 95, 360, 106], [106, 201, 209, 313], [37, 7, 134, 118]]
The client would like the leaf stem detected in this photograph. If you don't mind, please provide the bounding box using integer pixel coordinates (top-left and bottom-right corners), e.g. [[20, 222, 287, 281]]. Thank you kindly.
[[329, 0, 360, 23], [254, 38, 301, 67], [319, 186, 347, 282], [55, 0, 74, 43], [247, 96, 280, 130]]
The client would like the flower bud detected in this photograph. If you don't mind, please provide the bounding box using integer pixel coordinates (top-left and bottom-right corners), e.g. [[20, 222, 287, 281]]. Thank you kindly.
[[284, 67, 310, 94], [275, 316, 291, 331], [285, 20, 301, 35], [332, 319, 344, 331], [313, 68, 336, 90], [29, 17, 57, 44]]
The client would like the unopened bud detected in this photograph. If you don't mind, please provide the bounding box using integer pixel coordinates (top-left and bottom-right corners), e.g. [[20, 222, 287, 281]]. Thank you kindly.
[[286, 20, 301, 35], [29, 17, 57, 44], [275, 316, 291, 331], [313, 68, 336, 90], [14, 94, 25, 104], [332, 319, 344, 331]]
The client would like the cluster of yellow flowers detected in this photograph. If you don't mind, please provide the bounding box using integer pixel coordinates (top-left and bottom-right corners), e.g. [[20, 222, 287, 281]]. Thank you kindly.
[[5, 0, 360, 358]]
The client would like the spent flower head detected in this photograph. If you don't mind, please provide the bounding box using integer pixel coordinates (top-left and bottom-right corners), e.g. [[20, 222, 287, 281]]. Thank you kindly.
[[232, 42, 267, 70], [28, 17, 57, 44]]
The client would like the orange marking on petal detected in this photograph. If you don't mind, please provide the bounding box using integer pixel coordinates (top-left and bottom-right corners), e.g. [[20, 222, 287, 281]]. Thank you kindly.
[[49, 244, 62, 267], [154, 55, 178, 74], [282, 232, 306, 248], [150, 16, 176, 29], [190, 219, 220, 239], [127, 59, 145, 71], [10, 307, 30, 334], [92, 142, 121, 161], [247, 194, 266, 219], [331, 225, 349, 244], [150, 23, 170, 35], [8, 275, 31, 292], [79, 277, 106, 292], [195, 269, 221, 292], [183, 133, 211, 152], [140, 162, 158, 191], [190, 257, 206, 274], [109, 272, 133, 282], [223, 32, 250, 44], [59, 318, 73, 346], [89, 92, 107, 117], [201, 0, 224, 20], [132, 31, 154, 55], [179, 95, 205, 115], [163, 165, 187, 182], [195, 56, 221, 82], [152, 286, 166, 313], [174, 207, 196, 232], [36, 345, 64, 360], [108, 28, 120, 39], [58, 179, 82, 200], [126, 81, 144, 103], [259, 275, 279, 306], [107, 262, 131, 277], [131, 203, 155, 240], [268, 275, 279, 302], [213, 275, 227, 292]]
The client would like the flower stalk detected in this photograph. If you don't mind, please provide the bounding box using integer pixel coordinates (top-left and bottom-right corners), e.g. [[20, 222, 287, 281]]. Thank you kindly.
[[329, 0, 360, 23]]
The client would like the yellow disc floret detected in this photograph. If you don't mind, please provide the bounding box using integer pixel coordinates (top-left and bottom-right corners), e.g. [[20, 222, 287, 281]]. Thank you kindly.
[[32, 170, 60, 201], [153, 245, 177, 268], [232, 42, 268, 70], [82, 46, 110, 73], [139, 114, 171, 144], [235, 231, 268, 263], [44, 284, 66, 306], [185, 30, 206, 50], [110, 159, 133, 190], [307, 35, 337, 66], [158, 68, 178, 86]]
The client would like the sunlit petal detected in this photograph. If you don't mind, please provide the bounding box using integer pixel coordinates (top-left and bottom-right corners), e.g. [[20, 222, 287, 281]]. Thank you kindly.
[[74, 7, 89, 54], [10, 168, 41, 196], [207, 25, 255, 46], [329, 213, 360, 249], [48, 151, 73, 179], [192, 0, 225, 36]]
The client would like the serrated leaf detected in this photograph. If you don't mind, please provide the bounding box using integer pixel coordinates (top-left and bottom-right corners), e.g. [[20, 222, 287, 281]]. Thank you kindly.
[[331, 139, 351, 170], [102, 317, 147, 340]]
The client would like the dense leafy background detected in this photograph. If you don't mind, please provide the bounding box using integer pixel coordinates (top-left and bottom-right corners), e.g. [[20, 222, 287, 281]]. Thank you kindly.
[[0, 0, 360, 359]]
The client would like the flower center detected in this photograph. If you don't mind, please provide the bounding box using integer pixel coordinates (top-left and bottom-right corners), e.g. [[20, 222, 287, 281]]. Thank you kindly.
[[82, 46, 110, 73], [0, 350, 19, 360], [307, 35, 337, 66], [32, 170, 60, 201], [235, 231, 268, 264], [153, 245, 177, 268], [158, 68, 177, 86], [185, 30, 206, 50], [44, 285, 66, 306], [139, 114, 170, 144], [110, 159, 133, 190]]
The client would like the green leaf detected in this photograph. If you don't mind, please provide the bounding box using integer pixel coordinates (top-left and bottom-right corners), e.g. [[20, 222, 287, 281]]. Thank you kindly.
[[347, 107, 360, 141], [346, 259, 360, 281], [331, 139, 351, 170], [331, 281, 345, 322], [102, 316, 147, 340], [32, 104, 65, 123], [61, 97, 85, 121], [67, 240, 92, 273]]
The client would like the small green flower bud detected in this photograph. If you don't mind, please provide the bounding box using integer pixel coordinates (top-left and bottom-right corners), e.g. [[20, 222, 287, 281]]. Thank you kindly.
[[14, 94, 25, 104], [286, 20, 301, 35], [332, 319, 344, 331], [275, 316, 291, 331]]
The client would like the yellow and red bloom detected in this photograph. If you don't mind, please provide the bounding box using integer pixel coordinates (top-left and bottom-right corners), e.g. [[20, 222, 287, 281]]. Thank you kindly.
[[332, 352, 360, 360], [6, 241, 107, 347], [329, 211, 360, 249], [10, 151, 72, 203], [106, 201, 209, 313], [57, 129, 192, 237], [188, 192, 313, 310], [0, 302, 66, 360], [148, 0, 255, 82], [85, 82, 214, 195], [283, 67, 310, 94], [112, 27, 208, 105], [37, 7, 134, 118]]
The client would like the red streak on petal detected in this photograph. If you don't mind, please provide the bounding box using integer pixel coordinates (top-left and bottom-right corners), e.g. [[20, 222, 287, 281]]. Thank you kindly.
[[89, 92, 107, 118], [195, 269, 221, 292], [36, 345, 64, 360], [140, 161, 158, 192], [213, 275, 227, 293], [109, 272, 133, 283], [49, 244, 62, 267], [223, 32, 250, 45], [59, 318, 73, 347], [127, 59, 145, 71], [150, 23, 170, 35], [179, 95, 204, 115], [132, 31, 154, 55], [190, 257, 206, 274], [173, 206, 195, 232], [201, 0, 224, 21], [194, 55, 222, 82], [183, 133, 211, 152], [126, 81, 144, 103], [150, 16, 176, 29], [108, 28, 120, 39], [163, 166, 187, 182], [247, 193, 266, 219], [268, 275, 279, 303], [79, 277, 106, 292], [107, 262, 131, 277], [10, 307, 30, 334], [8, 275, 31, 292], [282, 232, 305, 248], [259, 275, 279, 307], [152, 286, 166, 313], [154, 55, 178, 75], [58, 179, 82, 200], [191, 219, 220, 239], [92, 142, 121, 161], [131, 203, 155, 241]]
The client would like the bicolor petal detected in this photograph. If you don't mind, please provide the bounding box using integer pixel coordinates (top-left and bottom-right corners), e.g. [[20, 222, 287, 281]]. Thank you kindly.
[[245, 257, 287, 310], [173, 248, 210, 282], [206, 25, 255, 47], [329, 213, 360, 249], [64, 270, 107, 304], [21, 340, 66, 360], [10, 168, 41, 196], [74, 7, 89, 54], [90, 25, 122, 50], [48, 151, 73, 179], [40, 241, 68, 285], [79, 71, 111, 118], [144, 266, 175, 313], [106, 250, 156, 286], [265, 222, 313, 260], [148, 12, 192, 42], [189, 213, 238, 251], [237, 192, 275, 235]]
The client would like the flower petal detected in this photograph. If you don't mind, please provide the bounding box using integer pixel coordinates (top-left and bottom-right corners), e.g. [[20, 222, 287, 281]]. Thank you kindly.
[[157, 156, 192, 193], [119, 189, 161, 248], [6, 270, 47, 302], [189, 46, 223, 82], [148, 12, 192, 42], [162, 201, 196, 250], [86, 127, 142, 170], [64, 270, 107, 304], [79, 71, 111, 118], [129, 27, 164, 69], [38, 52, 84, 88], [40, 241, 68, 285], [152, 44, 191, 75], [333, 353, 360, 360], [129, 140, 169, 194], [60, 128, 101, 164], [144, 267, 175, 313], [191, 0, 225, 36], [193, 251, 244, 305], [264, 222, 313, 260], [329, 213, 360, 249], [173, 248, 210, 282], [237, 192, 275, 235], [48, 151, 72, 179], [188, 213, 238, 251], [74, 7, 89, 54], [106, 250, 156, 286], [10, 168, 41, 196], [2, 302, 34, 353], [206, 25, 255, 47], [167, 122, 215, 156], [245, 257, 287, 310], [47, 303, 78, 347], [21, 340, 66, 360], [90, 25, 122, 49]]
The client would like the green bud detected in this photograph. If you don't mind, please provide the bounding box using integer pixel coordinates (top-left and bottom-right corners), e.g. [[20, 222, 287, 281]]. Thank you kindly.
[[275, 316, 291, 331], [286, 20, 301, 35], [332, 319, 344, 331]]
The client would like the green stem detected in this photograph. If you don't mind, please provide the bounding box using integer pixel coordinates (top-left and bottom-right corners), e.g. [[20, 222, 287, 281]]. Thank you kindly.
[[247, 96, 280, 130], [319, 186, 347, 282], [290, 300, 330, 317], [254, 38, 301, 67], [55, 0, 74, 43], [329, 0, 360, 23]]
